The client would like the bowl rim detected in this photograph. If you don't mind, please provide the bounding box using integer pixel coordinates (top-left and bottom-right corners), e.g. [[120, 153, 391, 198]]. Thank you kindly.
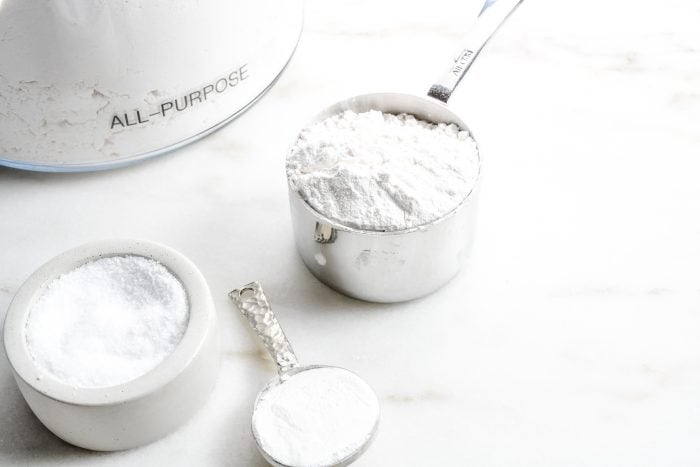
[[285, 92, 482, 236], [2, 239, 215, 406]]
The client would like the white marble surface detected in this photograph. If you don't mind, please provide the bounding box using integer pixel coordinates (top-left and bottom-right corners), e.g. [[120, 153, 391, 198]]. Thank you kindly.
[[1, 0, 700, 465]]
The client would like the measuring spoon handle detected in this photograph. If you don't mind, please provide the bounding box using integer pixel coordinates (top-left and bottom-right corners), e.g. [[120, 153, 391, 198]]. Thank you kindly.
[[428, 0, 524, 103], [229, 282, 299, 374]]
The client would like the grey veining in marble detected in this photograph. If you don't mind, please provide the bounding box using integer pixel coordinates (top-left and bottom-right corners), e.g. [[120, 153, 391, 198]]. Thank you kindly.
[[1, 0, 699, 465]]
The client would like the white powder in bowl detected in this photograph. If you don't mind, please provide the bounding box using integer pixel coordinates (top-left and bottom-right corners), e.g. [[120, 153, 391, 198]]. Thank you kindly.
[[286, 110, 480, 232], [253, 367, 380, 467], [25, 256, 189, 388]]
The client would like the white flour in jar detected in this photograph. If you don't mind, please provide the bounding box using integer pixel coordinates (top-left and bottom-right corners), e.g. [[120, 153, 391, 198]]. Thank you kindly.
[[253, 367, 379, 467], [25, 256, 189, 388], [0, 0, 302, 166], [286, 110, 480, 231]]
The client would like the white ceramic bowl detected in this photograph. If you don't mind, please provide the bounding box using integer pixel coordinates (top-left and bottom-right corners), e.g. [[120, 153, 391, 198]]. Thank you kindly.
[[3, 239, 220, 451]]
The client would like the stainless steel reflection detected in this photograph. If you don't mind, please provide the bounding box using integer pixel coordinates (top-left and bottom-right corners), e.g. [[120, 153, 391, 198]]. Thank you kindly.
[[287, 0, 523, 303]]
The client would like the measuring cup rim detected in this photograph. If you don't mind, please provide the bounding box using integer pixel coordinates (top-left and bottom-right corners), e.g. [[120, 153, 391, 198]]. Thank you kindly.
[[285, 92, 481, 236]]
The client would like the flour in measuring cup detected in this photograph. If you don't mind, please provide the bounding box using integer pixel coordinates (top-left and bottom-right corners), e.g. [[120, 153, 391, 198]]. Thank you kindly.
[[286, 110, 480, 231]]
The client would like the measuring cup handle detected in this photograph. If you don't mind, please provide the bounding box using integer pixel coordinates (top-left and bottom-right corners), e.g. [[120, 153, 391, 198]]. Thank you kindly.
[[427, 0, 524, 103], [229, 282, 300, 374]]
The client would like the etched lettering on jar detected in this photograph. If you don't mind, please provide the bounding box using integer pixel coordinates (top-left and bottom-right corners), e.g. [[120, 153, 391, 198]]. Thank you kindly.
[[110, 63, 250, 129]]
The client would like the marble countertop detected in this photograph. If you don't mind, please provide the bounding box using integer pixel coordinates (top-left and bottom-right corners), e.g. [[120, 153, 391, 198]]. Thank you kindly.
[[1, 0, 699, 465]]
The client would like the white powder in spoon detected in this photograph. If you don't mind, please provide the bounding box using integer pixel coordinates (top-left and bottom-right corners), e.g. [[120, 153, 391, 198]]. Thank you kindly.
[[25, 255, 189, 388], [286, 109, 480, 231], [253, 367, 380, 467]]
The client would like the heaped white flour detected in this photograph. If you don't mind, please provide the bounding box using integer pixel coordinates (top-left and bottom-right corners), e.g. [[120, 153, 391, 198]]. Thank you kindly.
[[286, 110, 480, 231], [25, 256, 189, 388]]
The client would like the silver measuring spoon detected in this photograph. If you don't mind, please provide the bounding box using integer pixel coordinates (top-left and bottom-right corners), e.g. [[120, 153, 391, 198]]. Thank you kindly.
[[229, 282, 380, 467], [286, 0, 524, 303]]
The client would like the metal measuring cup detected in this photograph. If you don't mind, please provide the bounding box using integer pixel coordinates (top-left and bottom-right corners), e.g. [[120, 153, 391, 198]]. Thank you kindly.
[[286, 0, 524, 303], [229, 282, 380, 467]]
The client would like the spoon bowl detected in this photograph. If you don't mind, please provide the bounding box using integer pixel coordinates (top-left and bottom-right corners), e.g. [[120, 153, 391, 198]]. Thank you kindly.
[[252, 365, 380, 467], [230, 283, 380, 467]]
